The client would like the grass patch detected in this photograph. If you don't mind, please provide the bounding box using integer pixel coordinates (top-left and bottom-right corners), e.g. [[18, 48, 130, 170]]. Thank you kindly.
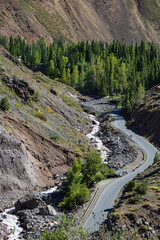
[[60, 95, 83, 112]]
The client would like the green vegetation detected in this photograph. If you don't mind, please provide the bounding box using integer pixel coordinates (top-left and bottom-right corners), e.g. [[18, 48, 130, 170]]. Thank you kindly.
[[154, 151, 160, 163], [135, 182, 148, 194], [128, 193, 142, 204], [82, 150, 105, 187], [126, 180, 136, 192], [0, 97, 10, 111], [1, 35, 160, 116], [59, 149, 114, 210], [126, 181, 148, 204], [59, 159, 89, 210]]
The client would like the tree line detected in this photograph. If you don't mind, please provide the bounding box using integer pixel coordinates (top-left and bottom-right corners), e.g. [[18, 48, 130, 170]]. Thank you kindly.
[[0, 35, 160, 114]]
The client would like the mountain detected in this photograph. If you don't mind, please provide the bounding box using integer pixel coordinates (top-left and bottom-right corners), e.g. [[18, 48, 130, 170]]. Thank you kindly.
[[0, 0, 160, 45], [0, 46, 90, 205], [127, 85, 160, 150]]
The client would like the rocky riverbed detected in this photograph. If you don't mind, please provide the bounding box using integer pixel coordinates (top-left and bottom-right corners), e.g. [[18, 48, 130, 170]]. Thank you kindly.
[[82, 97, 137, 174]]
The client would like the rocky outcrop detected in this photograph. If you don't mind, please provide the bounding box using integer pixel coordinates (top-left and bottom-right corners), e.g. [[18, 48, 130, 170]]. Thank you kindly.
[[2, 75, 34, 102]]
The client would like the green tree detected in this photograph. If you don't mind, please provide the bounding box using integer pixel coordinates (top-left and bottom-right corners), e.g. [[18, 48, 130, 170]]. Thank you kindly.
[[9, 35, 15, 56], [61, 68, 67, 84], [66, 68, 71, 85], [47, 60, 55, 78], [59, 159, 89, 210], [60, 56, 68, 74], [136, 83, 145, 106], [71, 65, 79, 87], [82, 149, 104, 187], [30, 51, 40, 68], [83, 70, 97, 95]]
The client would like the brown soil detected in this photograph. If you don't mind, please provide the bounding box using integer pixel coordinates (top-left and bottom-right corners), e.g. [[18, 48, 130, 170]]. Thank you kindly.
[[4, 115, 75, 188], [0, 0, 160, 45]]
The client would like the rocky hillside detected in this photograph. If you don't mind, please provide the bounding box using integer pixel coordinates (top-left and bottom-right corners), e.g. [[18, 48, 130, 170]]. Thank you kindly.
[[0, 0, 160, 45], [127, 85, 160, 150], [103, 161, 160, 240], [0, 46, 91, 206]]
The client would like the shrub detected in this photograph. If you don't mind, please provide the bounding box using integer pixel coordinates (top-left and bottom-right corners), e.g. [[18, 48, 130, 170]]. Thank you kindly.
[[126, 180, 136, 192], [125, 212, 137, 222], [32, 92, 40, 102], [135, 183, 148, 195], [142, 202, 153, 209], [154, 152, 160, 163], [128, 194, 142, 204], [109, 212, 121, 221], [139, 224, 148, 233], [0, 97, 10, 111]]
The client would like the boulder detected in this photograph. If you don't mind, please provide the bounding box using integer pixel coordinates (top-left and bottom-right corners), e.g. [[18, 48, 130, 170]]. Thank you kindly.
[[50, 88, 57, 95], [39, 205, 57, 216], [15, 192, 41, 212]]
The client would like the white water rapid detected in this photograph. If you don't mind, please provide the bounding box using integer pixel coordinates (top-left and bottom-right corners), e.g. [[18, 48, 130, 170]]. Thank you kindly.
[[87, 115, 111, 162], [0, 208, 23, 240]]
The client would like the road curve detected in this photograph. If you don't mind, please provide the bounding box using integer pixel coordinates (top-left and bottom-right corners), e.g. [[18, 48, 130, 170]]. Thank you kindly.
[[84, 108, 158, 232]]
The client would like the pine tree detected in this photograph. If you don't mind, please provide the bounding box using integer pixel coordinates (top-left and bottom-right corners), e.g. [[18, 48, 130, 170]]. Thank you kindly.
[[71, 65, 79, 87], [46, 60, 55, 78]]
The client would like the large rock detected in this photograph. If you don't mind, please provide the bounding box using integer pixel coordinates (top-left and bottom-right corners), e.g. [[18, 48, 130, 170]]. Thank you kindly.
[[15, 192, 41, 212], [50, 88, 57, 95], [2, 75, 34, 102], [39, 205, 57, 216]]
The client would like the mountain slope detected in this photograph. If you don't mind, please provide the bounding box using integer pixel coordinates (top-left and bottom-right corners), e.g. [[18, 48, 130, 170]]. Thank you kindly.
[[0, 0, 160, 45], [0, 46, 90, 204]]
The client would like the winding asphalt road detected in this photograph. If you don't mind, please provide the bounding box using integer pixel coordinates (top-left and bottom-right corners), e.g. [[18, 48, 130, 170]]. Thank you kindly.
[[84, 108, 158, 232]]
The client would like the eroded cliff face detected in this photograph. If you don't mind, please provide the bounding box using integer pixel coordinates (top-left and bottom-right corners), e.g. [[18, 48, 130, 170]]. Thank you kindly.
[[0, 0, 160, 45], [0, 126, 36, 193]]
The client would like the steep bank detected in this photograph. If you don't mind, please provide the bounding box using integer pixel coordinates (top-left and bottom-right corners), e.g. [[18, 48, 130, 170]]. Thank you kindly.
[[127, 85, 160, 150], [0, 0, 160, 45]]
